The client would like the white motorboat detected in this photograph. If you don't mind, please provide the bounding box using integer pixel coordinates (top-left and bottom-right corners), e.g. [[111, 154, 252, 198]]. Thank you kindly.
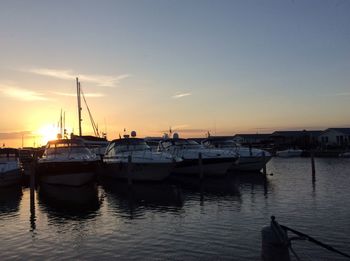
[[103, 135, 178, 181], [0, 148, 23, 187], [37, 139, 98, 186], [158, 137, 238, 176], [202, 138, 271, 172], [276, 149, 303, 158]]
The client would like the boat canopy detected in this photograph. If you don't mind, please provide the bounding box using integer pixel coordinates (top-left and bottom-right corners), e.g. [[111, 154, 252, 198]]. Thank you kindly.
[[202, 138, 237, 148], [46, 139, 85, 148], [159, 139, 202, 149], [106, 138, 151, 154], [43, 139, 94, 158]]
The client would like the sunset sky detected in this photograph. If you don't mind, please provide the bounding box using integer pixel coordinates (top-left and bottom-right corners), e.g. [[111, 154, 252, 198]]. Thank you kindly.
[[1, 0, 349, 147]]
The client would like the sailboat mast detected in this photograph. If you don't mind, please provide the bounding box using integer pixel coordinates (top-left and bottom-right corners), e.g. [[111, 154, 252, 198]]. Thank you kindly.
[[63, 111, 66, 138], [76, 77, 82, 136], [60, 109, 63, 137]]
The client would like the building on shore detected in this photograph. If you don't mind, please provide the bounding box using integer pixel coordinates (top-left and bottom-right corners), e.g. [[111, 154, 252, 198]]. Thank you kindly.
[[232, 134, 272, 146], [269, 130, 322, 150], [318, 128, 350, 148]]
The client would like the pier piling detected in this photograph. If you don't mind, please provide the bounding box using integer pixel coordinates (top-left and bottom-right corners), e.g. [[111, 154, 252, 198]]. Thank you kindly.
[[262, 151, 267, 175], [198, 152, 203, 180], [29, 161, 35, 206], [311, 150, 316, 180], [127, 155, 133, 186], [29, 161, 36, 231]]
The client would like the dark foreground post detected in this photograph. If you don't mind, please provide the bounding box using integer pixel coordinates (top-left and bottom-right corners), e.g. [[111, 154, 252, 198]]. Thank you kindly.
[[127, 155, 133, 185], [261, 216, 290, 261], [198, 152, 203, 180], [29, 161, 36, 231], [262, 151, 267, 175], [30, 162, 35, 207]]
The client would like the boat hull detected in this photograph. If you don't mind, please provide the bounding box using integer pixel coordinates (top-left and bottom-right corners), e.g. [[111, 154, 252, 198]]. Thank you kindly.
[[172, 157, 234, 176], [37, 161, 97, 186], [230, 156, 272, 172], [102, 162, 173, 181], [0, 169, 22, 187]]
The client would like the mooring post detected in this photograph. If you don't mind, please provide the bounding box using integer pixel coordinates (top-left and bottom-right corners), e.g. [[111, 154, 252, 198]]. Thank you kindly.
[[127, 155, 132, 186], [311, 150, 316, 180], [29, 160, 36, 232], [198, 152, 203, 181], [262, 151, 267, 175], [30, 161, 35, 207]]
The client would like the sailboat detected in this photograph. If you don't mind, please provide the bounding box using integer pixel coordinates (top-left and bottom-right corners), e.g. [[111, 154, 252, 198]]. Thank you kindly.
[[71, 78, 109, 159]]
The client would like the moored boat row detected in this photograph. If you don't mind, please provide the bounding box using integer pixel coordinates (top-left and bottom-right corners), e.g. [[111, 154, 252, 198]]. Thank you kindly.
[[33, 131, 275, 186], [0, 132, 274, 188]]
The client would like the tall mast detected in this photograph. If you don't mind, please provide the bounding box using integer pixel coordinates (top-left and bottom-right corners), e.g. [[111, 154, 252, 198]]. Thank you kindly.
[[63, 111, 66, 138], [76, 77, 82, 136], [60, 108, 63, 137]]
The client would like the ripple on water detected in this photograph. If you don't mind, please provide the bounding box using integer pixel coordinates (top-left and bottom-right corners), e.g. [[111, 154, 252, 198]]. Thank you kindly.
[[0, 158, 350, 260]]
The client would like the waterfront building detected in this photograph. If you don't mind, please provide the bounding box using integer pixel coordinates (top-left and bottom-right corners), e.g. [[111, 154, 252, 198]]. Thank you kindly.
[[318, 128, 350, 147]]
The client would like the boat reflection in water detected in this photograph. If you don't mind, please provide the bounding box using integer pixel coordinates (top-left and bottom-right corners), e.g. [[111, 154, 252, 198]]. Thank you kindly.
[[0, 185, 23, 214], [171, 171, 270, 198], [100, 178, 184, 219], [38, 183, 101, 220], [234, 171, 271, 196], [171, 175, 241, 199]]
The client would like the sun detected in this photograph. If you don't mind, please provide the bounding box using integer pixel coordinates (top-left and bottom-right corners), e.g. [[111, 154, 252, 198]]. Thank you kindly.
[[37, 124, 59, 145]]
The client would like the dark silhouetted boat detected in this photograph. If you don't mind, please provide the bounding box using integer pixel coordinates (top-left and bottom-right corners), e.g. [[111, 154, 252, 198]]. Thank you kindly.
[[37, 139, 98, 186], [0, 148, 23, 187]]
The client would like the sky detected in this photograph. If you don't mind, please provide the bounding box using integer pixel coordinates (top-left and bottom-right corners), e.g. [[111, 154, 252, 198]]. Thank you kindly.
[[0, 0, 349, 147]]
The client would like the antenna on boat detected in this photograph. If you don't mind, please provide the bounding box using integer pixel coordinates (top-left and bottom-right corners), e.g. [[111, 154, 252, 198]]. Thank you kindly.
[[76, 77, 82, 136]]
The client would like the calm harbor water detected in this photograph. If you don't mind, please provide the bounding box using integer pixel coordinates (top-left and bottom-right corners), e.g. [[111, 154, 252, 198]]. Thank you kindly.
[[1, 158, 350, 260]]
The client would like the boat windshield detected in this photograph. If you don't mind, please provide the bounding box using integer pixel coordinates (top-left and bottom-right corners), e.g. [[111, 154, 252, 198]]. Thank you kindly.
[[106, 139, 151, 154], [161, 139, 202, 149], [43, 142, 93, 157], [115, 142, 150, 153], [204, 139, 237, 148]]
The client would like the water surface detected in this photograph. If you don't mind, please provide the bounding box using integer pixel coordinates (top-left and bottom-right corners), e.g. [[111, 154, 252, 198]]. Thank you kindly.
[[0, 158, 349, 260]]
